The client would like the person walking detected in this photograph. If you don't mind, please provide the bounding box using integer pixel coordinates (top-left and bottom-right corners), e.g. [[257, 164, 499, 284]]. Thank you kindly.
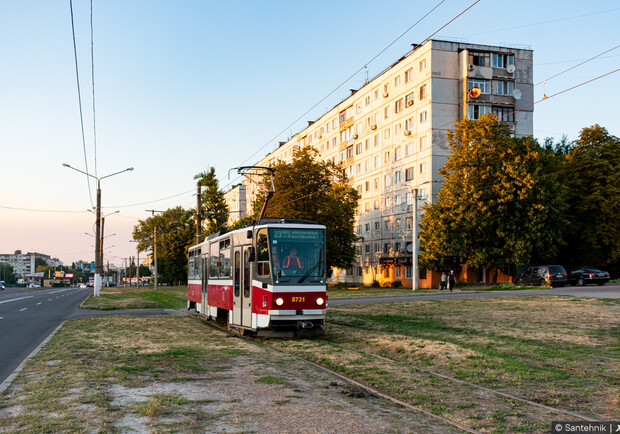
[[440, 272, 447, 290], [448, 270, 456, 292]]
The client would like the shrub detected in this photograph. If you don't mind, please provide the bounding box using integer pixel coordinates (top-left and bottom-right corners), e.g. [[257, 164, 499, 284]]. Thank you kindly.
[[370, 279, 381, 288], [391, 280, 403, 288]]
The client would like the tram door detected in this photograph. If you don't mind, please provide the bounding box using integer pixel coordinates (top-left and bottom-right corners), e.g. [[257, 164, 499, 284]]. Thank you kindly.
[[233, 250, 241, 324], [232, 247, 253, 328], [201, 256, 208, 316]]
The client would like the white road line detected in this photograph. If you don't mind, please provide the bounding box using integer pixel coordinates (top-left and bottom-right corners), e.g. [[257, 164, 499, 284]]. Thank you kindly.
[[48, 299, 52, 301], [0, 296, 34, 305], [0, 317, 4, 320], [37, 302, 42, 305], [19, 308, 27, 312]]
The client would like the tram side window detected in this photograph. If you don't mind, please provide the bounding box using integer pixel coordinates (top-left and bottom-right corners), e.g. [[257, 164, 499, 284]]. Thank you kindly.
[[188, 254, 195, 279], [220, 239, 231, 277], [256, 229, 270, 276], [195, 251, 202, 279], [209, 242, 219, 278]]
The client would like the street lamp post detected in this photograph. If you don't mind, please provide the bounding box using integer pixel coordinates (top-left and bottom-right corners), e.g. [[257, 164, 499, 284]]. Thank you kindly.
[[63, 163, 133, 296]]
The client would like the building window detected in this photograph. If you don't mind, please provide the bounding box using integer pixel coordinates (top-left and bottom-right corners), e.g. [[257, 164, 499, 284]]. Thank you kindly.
[[356, 102, 363, 114], [365, 244, 370, 254], [420, 162, 427, 173], [384, 106, 390, 119], [468, 78, 490, 94], [394, 99, 403, 113], [365, 180, 370, 192], [374, 177, 379, 189], [492, 53, 514, 68], [419, 135, 427, 151], [419, 59, 427, 71], [384, 151, 390, 163], [384, 174, 391, 186], [394, 266, 401, 279], [374, 200, 379, 210], [374, 134, 380, 147], [419, 84, 428, 100], [469, 52, 489, 66], [405, 92, 415, 107], [496, 81, 514, 96], [405, 266, 412, 278], [394, 147, 402, 161], [406, 216, 412, 227], [374, 221, 380, 231], [394, 76, 400, 87], [395, 123, 402, 135], [384, 197, 390, 208], [394, 170, 401, 183], [405, 117, 414, 131], [405, 68, 413, 83], [356, 143, 363, 155], [365, 96, 371, 106], [492, 106, 515, 122], [384, 128, 390, 139], [468, 104, 491, 120], [364, 202, 370, 212], [405, 167, 414, 181], [346, 145, 353, 159], [383, 83, 389, 96], [374, 89, 380, 100], [420, 111, 427, 123]]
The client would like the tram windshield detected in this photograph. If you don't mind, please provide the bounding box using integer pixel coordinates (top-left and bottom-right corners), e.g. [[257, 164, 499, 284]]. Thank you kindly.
[[268, 227, 325, 283]]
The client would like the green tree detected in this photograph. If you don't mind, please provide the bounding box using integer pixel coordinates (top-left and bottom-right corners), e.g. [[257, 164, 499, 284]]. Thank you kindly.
[[194, 168, 229, 238], [418, 114, 567, 277], [253, 146, 359, 269], [133, 206, 196, 285], [559, 125, 620, 273], [0, 262, 16, 284]]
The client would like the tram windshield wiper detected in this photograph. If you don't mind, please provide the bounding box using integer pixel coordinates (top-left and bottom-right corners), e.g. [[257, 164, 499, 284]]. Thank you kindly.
[[298, 248, 323, 284]]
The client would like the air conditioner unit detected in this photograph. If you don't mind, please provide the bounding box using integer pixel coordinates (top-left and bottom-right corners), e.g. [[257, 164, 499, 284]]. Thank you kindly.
[[352, 134, 358, 139], [371, 124, 377, 130], [467, 64, 475, 71], [404, 130, 411, 136], [383, 92, 389, 98], [407, 100, 414, 106]]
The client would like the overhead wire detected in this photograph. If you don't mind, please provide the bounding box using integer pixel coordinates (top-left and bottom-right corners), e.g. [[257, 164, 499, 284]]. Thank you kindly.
[[221, 0, 450, 192], [69, 0, 94, 208]]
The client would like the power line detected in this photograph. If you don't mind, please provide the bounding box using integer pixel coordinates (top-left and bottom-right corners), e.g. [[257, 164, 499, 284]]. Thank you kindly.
[[0, 205, 89, 213], [69, 0, 94, 208], [222, 0, 450, 191], [104, 189, 195, 209]]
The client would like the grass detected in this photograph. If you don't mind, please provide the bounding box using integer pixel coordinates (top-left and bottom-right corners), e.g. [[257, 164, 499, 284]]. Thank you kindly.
[[80, 285, 188, 310], [2, 292, 619, 432]]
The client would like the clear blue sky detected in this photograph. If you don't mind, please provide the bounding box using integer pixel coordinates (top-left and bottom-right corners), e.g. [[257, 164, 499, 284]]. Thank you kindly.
[[1, 0, 618, 265]]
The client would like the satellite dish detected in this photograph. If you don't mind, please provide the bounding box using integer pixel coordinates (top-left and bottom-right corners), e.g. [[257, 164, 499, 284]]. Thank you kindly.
[[400, 202, 408, 211], [469, 86, 481, 99], [513, 89, 522, 100], [406, 244, 413, 253], [506, 64, 516, 73]]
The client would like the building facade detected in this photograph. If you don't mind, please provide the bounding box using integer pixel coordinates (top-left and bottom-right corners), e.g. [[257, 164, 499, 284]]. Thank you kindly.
[[232, 39, 533, 287], [223, 184, 247, 227], [0, 250, 62, 277]]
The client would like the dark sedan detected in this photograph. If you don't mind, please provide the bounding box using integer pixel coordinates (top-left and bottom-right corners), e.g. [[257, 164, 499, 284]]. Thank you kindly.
[[568, 268, 610, 286]]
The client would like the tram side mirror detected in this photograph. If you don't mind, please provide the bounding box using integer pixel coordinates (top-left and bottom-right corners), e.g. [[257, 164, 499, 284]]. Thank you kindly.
[[277, 269, 282, 279], [246, 230, 253, 239], [248, 247, 255, 262], [327, 269, 333, 279]]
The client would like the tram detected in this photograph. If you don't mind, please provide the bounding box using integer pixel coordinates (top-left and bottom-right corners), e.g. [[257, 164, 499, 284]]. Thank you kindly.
[[187, 218, 327, 337]]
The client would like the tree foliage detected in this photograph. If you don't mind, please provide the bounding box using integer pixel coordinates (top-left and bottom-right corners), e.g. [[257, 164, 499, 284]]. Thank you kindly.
[[419, 114, 567, 271], [132, 206, 195, 285], [558, 125, 620, 272], [194, 168, 229, 238], [0, 262, 16, 284], [252, 146, 360, 269]]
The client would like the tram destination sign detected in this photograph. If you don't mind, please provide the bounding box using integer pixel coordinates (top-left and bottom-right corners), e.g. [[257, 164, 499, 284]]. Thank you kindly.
[[270, 228, 322, 241]]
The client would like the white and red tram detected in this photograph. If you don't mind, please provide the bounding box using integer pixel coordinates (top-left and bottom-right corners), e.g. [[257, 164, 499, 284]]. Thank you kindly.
[[187, 218, 327, 337]]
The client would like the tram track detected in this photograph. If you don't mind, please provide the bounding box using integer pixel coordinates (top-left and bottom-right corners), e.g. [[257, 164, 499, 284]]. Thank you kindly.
[[197, 315, 483, 433]]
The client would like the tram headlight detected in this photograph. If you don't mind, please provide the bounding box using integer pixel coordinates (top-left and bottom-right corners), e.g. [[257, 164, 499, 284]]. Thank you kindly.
[[275, 297, 284, 306], [315, 297, 325, 306]]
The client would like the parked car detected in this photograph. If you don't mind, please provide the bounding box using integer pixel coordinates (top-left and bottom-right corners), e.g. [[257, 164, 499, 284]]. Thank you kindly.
[[516, 265, 567, 287], [27, 282, 41, 288], [0, 281, 5, 290], [567, 268, 610, 286]]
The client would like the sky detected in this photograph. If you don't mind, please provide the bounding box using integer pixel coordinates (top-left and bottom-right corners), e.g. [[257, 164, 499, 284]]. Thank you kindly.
[[1, 0, 618, 266]]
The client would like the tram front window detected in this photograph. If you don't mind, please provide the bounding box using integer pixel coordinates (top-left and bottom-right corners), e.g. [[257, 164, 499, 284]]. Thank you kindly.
[[269, 228, 324, 282]]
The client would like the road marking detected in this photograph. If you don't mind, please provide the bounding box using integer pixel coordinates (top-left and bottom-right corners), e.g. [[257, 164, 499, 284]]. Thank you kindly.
[[19, 308, 28, 312], [0, 317, 4, 320], [37, 302, 42, 305], [0, 296, 34, 305]]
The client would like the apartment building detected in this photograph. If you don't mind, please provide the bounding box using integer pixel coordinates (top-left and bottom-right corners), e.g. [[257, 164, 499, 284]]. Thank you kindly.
[[224, 184, 247, 227], [229, 39, 533, 287], [0, 250, 62, 277]]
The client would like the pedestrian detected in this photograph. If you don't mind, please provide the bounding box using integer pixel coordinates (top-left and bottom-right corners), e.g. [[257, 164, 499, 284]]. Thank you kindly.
[[448, 270, 456, 292], [440, 272, 447, 290]]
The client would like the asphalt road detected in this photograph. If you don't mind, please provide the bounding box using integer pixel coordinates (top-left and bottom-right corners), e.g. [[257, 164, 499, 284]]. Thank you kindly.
[[328, 283, 620, 306], [0, 286, 90, 386]]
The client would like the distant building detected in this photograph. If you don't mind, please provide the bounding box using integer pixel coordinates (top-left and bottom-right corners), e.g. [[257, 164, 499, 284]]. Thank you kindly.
[[232, 39, 533, 288], [0, 250, 63, 277], [223, 184, 247, 227]]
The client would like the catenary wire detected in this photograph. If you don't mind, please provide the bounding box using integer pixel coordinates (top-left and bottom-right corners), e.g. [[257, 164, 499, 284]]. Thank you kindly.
[[69, 0, 94, 208], [221, 0, 450, 191]]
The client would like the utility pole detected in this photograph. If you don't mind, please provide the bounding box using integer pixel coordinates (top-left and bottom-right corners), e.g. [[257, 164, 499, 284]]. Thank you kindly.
[[94, 183, 102, 296], [154, 226, 158, 290], [196, 181, 202, 245], [137, 248, 140, 286]]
